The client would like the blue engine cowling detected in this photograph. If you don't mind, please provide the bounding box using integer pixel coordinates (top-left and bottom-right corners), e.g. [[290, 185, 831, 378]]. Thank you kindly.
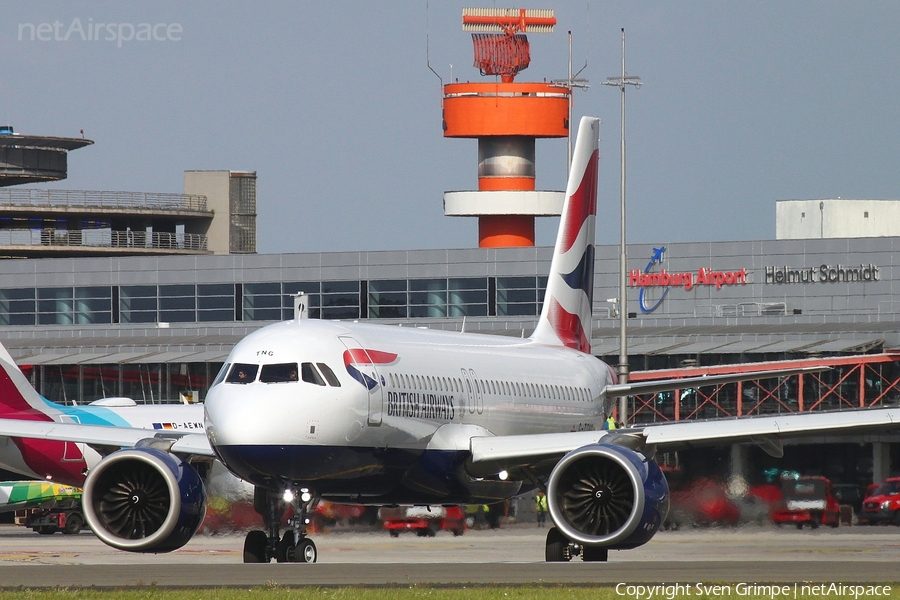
[[546, 443, 668, 550], [82, 447, 207, 553]]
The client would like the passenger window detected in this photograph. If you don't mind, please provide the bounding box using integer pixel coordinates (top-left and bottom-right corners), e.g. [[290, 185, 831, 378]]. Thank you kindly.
[[212, 363, 231, 387], [301, 362, 326, 386], [260, 363, 299, 383], [226, 363, 259, 384], [317, 363, 341, 387]]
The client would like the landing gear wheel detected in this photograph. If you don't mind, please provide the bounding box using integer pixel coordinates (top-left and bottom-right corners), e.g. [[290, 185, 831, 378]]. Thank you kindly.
[[545, 527, 572, 562], [276, 531, 296, 563], [295, 538, 317, 563], [63, 513, 83, 535], [892, 511, 900, 527], [243, 530, 268, 563], [582, 545, 609, 562]]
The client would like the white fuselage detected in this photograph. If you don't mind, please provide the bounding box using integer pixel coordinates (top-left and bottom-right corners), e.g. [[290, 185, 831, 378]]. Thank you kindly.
[[204, 318, 615, 503]]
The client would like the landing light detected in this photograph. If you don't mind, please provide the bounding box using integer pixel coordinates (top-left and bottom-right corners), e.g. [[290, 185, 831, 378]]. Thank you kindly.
[[300, 489, 312, 503], [498, 470, 509, 481], [283, 489, 294, 503]]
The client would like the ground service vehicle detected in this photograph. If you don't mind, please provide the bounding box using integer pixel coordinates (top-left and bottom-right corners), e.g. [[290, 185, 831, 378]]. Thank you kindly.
[[1, 481, 85, 535], [380, 506, 465, 537], [861, 477, 900, 525], [18, 505, 85, 534], [772, 476, 840, 529]]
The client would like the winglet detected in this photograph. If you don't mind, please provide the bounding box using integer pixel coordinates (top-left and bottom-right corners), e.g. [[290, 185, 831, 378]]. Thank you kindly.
[[530, 117, 600, 352]]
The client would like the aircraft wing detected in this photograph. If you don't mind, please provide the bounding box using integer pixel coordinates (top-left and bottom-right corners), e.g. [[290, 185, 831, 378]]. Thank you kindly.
[[0, 418, 215, 458], [469, 406, 900, 476]]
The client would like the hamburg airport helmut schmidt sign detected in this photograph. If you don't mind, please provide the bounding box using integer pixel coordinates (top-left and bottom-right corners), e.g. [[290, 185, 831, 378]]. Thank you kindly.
[[630, 246, 880, 314], [630, 246, 748, 314]]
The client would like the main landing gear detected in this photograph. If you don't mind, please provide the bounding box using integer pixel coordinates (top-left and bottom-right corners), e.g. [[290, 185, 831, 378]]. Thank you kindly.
[[243, 486, 318, 563], [544, 527, 608, 562]]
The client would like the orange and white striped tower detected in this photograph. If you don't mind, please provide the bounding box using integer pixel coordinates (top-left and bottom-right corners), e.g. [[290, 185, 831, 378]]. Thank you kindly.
[[442, 8, 571, 248]]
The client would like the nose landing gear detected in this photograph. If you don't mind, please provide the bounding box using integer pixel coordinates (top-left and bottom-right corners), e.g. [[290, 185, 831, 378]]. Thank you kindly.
[[242, 485, 318, 564]]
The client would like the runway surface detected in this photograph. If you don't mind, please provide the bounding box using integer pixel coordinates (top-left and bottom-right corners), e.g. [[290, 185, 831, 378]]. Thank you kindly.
[[0, 525, 898, 588]]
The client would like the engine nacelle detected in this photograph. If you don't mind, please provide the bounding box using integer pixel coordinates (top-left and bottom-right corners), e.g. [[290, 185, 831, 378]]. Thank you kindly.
[[82, 447, 207, 553], [546, 443, 668, 549]]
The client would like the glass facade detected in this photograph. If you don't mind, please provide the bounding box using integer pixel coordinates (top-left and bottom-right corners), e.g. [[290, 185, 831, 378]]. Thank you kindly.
[[229, 173, 257, 254], [0, 276, 548, 326]]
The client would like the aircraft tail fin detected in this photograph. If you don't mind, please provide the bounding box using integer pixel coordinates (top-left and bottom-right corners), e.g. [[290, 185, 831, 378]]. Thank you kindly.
[[530, 116, 600, 352], [0, 341, 53, 420]]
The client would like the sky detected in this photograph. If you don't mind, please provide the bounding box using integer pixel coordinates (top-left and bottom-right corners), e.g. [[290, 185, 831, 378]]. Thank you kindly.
[[3, 2, 900, 254]]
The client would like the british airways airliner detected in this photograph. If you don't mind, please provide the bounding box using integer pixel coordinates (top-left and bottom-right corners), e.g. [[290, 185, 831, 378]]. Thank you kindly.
[[1, 117, 898, 564]]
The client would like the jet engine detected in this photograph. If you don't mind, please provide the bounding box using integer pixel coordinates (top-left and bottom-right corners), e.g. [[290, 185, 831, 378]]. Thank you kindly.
[[82, 447, 207, 553], [546, 443, 668, 549]]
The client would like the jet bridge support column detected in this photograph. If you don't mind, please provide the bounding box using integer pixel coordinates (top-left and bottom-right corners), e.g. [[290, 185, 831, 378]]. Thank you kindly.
[[872, 442, 892, 484], [727, 444, 749, 498]]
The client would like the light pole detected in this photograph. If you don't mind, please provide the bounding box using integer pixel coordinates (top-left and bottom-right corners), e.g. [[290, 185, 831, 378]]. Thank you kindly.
[[602, 28, 641, 427]]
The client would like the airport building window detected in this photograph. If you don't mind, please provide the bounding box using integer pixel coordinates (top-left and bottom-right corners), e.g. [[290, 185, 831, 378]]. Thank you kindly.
[[37, 287, 74, 325], [0, 275, 546, 327], [449, 277, 488, 317], [0, 288, 36, 325], [229, 175, 257, 254], [120, 285, 158, 324], [244, 282, 282, 321], [409, 279, 448, 318], [497, 276, 539, 317], [159, 284, 196, 323], [198, 283, 235, 322], [369, 280, 407, 319], [321, 280, 360, 320], [75, 286, 113, 324]]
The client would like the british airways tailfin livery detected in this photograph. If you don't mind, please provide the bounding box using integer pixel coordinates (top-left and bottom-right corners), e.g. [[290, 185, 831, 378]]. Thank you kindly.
[[0, 116, 898, 564]]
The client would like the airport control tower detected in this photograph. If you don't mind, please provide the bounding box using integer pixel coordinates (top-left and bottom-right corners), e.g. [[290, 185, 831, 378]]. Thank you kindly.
[[442, 8, 570, 248]]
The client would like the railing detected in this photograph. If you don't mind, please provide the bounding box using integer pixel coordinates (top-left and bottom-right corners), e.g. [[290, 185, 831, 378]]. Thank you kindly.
[[0, 189, 208, 212], [0, 229, 208, 251], [628, 354, 900, 424]]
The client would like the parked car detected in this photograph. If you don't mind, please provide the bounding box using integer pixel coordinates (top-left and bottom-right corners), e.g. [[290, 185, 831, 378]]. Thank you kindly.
[[772, 476, 840, 529], [861, 477, 900, 525]]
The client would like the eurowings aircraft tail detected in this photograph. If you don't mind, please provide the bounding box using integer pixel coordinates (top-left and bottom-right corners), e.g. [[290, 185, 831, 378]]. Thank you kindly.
[[0, 342, 57, 421], [530, 116, 599, 353]]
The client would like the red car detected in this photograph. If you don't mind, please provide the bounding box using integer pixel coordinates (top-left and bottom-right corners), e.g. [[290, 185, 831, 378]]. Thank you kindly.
[[772, 476, 840, 529], [861, 477, 900, 525], [665, 478, 741, 529], [380, 506, 465, 537]]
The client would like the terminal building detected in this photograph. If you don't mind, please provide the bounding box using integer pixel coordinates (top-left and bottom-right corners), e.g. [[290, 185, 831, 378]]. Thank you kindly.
[[0, 230, 899, 488]]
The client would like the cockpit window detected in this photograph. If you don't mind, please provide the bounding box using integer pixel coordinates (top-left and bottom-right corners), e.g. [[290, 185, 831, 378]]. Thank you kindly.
[[260, 363, 299, 383], [212, 363, 231, 387], [226, 363, 259, 384], [317, 363, 341, 387], [301, 362, 326, 386]]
